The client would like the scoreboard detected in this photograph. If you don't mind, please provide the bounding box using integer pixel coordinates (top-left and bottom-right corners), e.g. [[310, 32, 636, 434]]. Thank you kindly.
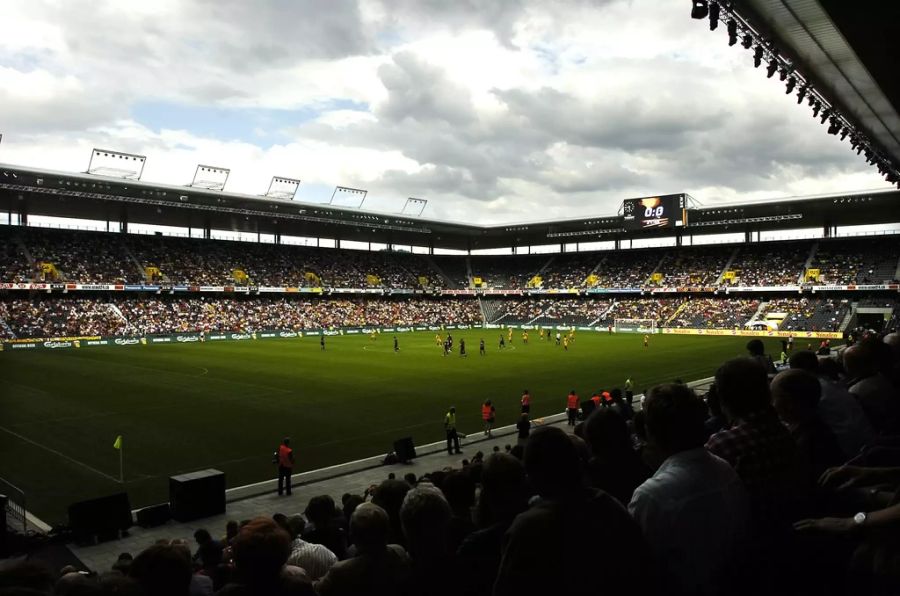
[[622, 194, 688, 230]]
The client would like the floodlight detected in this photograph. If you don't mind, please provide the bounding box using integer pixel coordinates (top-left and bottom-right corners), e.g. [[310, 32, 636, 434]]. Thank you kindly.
[[264, 176, 301, 200], [190, 165, 230, 190], [827, 118, 840, 135], [709, 2, 720, 29], [796, 84, 807, 103], [753, 46, 763, 68], [812, 101, 821, 118], [742, 34, 753, 49], [839, 128, 849, 141], [820, 108, 831, 124], [766, 60, 778, 78], [330, 186, 368, 209], [691, 1, 709, 19], [727, 19, 737, 45], [87, 148, 147, 179]]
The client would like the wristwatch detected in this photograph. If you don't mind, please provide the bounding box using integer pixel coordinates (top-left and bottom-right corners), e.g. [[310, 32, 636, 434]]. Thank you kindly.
[[853, 512, 867, 527]]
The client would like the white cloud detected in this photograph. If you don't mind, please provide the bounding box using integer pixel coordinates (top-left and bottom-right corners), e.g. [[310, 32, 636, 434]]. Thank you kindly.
[[0, 0, 890, 224]]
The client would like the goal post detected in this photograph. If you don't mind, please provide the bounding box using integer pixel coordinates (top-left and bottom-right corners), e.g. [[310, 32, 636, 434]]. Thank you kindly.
[[613, 318, 658, 334]]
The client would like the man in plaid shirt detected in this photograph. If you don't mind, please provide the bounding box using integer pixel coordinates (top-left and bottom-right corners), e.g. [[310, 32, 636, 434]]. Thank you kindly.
[[706, 357, 797, 526]]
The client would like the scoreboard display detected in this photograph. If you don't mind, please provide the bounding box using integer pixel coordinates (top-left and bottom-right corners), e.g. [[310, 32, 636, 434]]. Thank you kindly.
[[622, 194, 688, 230]]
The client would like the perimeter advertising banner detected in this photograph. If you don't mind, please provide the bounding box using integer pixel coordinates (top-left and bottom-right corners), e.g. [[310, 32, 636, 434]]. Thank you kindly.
[[661, 328, 843, 339]]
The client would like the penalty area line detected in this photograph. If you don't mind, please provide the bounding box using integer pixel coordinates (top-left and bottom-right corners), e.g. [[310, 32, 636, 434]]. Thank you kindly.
[[0, 424, 121, 484]]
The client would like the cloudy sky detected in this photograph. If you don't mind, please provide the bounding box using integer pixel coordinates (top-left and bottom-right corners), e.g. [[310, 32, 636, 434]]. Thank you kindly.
[[0, 0, 890, 224]]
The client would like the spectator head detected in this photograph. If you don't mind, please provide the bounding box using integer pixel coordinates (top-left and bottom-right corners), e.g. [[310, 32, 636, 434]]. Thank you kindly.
[[350, 503, 390, 554], [193, 528, 212, 545], [772, 369, 822, 427], [715, 357, 771, 421], [884, 332, 900, 357], [705, 383, 723, 420], [371, 479, 411, 543], [388, 472, 396, 480], [583, 408, 630, 457], [843, 340, 887, 379], [441, 470, 475, 516], [55, 571, 100, 596], [509, 444, 524, 460], [789, 350, 819, 373], [230, 517, 292, 586], [283, 437, 290, 446], [287, 514, 306, 540], [400, 485, 452, 559], [304, 495, 337, 528], [342, 494, 364, 525], [476, 453, 526, 527], [643, 383, 708, 456], [484, 399, 492, 407], [449, 406, 456, 414], [129, 544, 192, 596], [524, 426, 583, 498], [746, 339, 766, 356]]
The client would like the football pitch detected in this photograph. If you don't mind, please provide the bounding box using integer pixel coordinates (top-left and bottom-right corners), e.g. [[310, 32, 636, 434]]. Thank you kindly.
[[0, 331, 786, 522]]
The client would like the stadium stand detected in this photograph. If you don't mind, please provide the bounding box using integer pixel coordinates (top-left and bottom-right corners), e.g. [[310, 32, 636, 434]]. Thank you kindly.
[[807, 237, 900, 285], [667, 298, 761, 329], [538, 252, 602, 288], [727, 242, 811, 286], [759, 297, 852, 332], [468, 255, 547, 289], [650, 246, 731, 287]]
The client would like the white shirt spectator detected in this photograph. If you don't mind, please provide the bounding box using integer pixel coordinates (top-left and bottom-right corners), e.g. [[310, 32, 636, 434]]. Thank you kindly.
[[287, 537, 338, 581], [629, 447, 749, 596]]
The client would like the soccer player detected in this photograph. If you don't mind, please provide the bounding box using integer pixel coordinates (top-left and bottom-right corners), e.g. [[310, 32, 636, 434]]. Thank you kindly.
[[479, 338, 485, 356], [787, 334, 794, 351], [444, 407, 461, 455], [443, 338, 451, 357], [563, 336, 569, 351], [555, 331, 561, 346], [370, 330, 377, 341], [566, 390, 579, 426], [460, 339, 467, 357], [435, 333, 442, 346], [499, 335, 506, 349], [507, 328, 513, 344], [320, 335, 325, 351], [482, 400, 496, 437], [522, 331, 529, 344], [394, 336, 399, 352], [643, 334, 650, 348], [521, 389, 531, 414]]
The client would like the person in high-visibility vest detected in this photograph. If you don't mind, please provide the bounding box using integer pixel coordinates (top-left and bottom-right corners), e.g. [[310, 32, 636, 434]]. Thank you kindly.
[[482, 400, 496, 437], [521, 390, 531, 414], [444, 407, 461, 455], [276, 437, 294, 496], [566, 391, 579, 426]]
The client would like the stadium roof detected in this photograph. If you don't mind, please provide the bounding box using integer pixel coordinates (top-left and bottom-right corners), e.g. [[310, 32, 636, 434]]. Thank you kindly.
[[737, 0, 900, 172], [1, 162, 898, 251]]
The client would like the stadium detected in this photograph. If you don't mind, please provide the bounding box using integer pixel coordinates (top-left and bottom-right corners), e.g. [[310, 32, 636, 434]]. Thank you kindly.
[[1, 1, 899, 595]]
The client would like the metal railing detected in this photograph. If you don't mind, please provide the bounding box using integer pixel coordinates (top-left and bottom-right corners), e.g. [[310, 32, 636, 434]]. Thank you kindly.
[[0, 476, 26, 533]]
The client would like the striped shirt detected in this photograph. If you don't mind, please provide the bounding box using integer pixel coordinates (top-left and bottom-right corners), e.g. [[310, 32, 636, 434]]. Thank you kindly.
[[287, 537, 338, 581]]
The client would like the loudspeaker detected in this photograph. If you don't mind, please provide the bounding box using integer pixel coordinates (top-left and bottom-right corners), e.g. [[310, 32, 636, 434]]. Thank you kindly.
[[136, 503, 171, 528], [580, 400, 596, 419], [169, 469, 225, 522], [68, 493, 132, 541], [393, 437, 417, 463]]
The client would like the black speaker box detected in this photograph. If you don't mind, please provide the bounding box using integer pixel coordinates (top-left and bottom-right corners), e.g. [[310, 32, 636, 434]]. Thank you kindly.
[[580, 399, 596, 419], [68, 493, 132, 541], [136, 503, 171, 528], [169, 469, 226, 522], [393, 437, 417, 462]]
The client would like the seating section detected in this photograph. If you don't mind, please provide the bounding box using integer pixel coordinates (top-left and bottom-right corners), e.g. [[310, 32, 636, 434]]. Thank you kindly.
[[1, 226, 899, 290], [0, 297, 483, 339], [761, 297, 852, 332], [808, 238, 900, 285], [667, 298, 761, 328], [727, 242, 810, 286]]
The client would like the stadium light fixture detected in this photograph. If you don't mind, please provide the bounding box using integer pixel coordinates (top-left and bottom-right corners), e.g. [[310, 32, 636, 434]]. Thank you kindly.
[[796, 85, 807, 104], [820, 108, 831, 124], [87, 148, 147, 180], [812, 101, 821, 118], [741, 34, 753, 49], [190, 165, 230, 191], [839, 128, 849, 141], [753, 46, 763, 68], [827, 118, 840, 135], [691, 0, 709, 20], [727, 19, 737, 45], [766, 59, 778, 78], [264, 176, 301, 200], [785, 77, 796, 95], [709, 1, 720, 30]]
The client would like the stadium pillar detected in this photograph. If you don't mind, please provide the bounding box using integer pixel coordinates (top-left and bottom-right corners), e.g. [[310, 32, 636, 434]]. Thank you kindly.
[[676, 234, 683, 247], [19, 210, 27, 226]]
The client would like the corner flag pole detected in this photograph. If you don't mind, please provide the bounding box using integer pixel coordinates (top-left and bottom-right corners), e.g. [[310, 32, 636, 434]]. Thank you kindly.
[[114, 435, 124, 483]]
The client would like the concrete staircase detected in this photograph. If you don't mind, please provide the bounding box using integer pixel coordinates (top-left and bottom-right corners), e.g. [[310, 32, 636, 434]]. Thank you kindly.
[[423, 255, 455, 288], [799, 242, 819, 283], [745, 300, 771, 328], [715, 247, 740, 285]]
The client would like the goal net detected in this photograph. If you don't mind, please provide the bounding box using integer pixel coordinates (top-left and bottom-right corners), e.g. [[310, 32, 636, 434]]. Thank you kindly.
[[614, 318, 658, 334]]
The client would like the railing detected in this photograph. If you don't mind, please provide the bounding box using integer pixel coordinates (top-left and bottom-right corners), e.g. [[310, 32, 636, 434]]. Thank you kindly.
[[0, 476, 27, 533]]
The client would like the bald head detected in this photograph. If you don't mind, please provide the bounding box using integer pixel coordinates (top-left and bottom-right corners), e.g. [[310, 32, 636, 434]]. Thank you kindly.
[[350, 503, 390, 553], [885, 332, 900, 358]]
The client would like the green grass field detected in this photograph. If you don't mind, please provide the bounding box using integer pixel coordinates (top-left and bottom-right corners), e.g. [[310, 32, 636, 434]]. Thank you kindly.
[[0, 331, 787, 523]]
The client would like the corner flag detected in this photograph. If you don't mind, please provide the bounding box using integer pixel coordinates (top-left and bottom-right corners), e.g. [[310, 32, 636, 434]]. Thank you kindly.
[[113, 435, 123, 450]]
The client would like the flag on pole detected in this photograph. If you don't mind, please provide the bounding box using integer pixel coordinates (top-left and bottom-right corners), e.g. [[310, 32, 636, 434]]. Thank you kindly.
[[113, 435, 123, 450]]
